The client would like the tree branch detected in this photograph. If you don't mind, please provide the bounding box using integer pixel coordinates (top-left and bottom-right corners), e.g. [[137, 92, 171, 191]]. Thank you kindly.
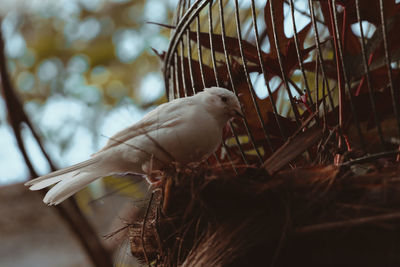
[[0, 24, 113, 267]]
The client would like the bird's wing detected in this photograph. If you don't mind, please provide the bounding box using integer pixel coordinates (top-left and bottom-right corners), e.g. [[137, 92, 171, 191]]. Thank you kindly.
[[94, 97, 193, 155], [24, 157, 99, 187]]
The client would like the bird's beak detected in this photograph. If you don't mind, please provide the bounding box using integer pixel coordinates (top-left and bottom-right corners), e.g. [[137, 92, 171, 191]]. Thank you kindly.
[[233, 108, 244, 118]]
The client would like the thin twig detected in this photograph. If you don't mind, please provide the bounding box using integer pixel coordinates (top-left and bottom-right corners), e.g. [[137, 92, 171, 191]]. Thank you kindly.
[[103, 224, 131, 240], [296, 212, 400, 234], [141, 192, 154, 266], [340, 150, 400, 167]]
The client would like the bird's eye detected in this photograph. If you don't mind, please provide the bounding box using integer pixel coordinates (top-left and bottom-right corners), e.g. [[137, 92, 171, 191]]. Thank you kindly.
[[220, 96, 228, 103]]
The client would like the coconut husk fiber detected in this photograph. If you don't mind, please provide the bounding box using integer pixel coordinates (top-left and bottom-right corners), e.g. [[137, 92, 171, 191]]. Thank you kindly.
[[129, 159, 400, 267]]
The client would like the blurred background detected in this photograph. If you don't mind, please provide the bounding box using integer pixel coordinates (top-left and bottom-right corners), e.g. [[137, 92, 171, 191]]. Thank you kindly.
[[0, 0, 178, 184], [0, 0, 177, 266], [1, 0, 394, 265]]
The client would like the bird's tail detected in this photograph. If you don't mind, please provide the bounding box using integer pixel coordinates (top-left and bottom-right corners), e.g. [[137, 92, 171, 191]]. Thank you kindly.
[[25, 158, 102, 205]]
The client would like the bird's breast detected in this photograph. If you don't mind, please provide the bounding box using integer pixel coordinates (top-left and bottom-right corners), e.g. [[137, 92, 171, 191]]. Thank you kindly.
[[149, 110, 222, 164]]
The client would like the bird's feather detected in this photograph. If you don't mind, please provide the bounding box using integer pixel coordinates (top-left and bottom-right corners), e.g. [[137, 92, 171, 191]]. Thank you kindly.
[[24, 87, 241, 205], [25, 158, 99, 187], [95, 98, 193, 155], [43, 171, 103, 205]]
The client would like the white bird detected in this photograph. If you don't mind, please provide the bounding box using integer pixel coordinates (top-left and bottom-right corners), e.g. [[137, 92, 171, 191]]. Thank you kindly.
[[25, 87, 243, 205]]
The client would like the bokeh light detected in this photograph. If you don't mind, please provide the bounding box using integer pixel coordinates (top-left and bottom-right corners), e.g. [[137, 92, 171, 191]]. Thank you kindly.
[[0, 0, 178, 184]]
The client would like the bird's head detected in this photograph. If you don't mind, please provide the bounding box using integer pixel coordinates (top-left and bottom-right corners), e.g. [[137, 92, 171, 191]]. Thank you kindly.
[[201, 87, 244, 123]]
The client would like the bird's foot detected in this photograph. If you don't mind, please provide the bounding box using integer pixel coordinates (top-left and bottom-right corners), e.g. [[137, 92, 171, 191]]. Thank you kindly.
[[145, 170, 163, 191], [148, 180, 163, 191]]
